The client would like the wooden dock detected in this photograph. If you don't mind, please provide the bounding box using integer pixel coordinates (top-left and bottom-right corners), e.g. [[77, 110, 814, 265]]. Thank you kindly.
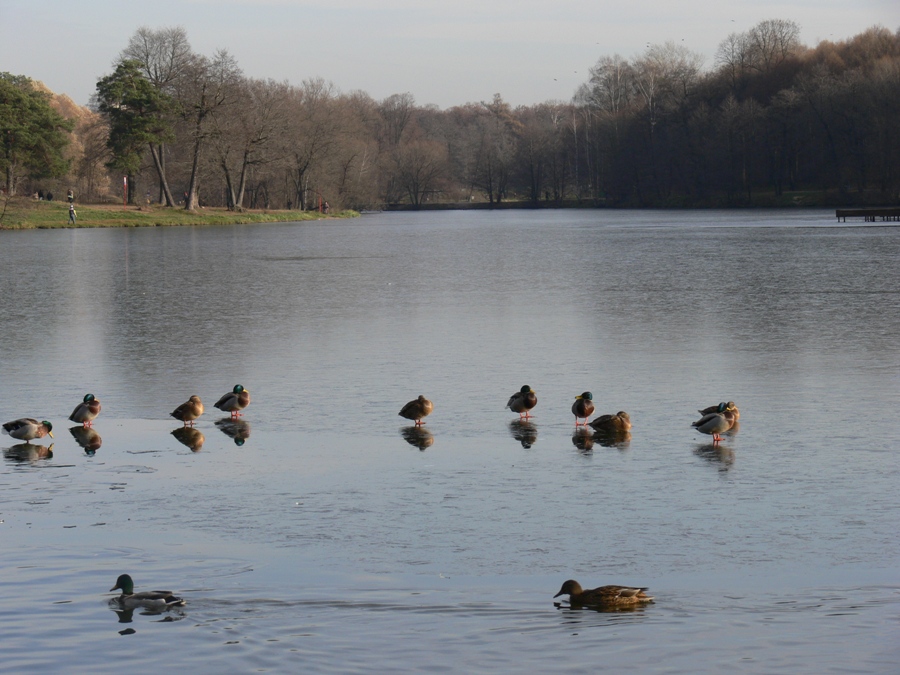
[[835, 207, 900, 222]]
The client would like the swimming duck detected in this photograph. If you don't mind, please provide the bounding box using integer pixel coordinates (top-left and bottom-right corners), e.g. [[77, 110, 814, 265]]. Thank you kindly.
[[109, 574, 185, 610], [69, 393, 101, 426], [698, 401, 739, 422], [554, 580, 653, 607], [170, 395, 204, 426], [692, 405, 734, 443], [571, 392, 594, 426], [214, 384, 250, 418], [553, 579, 653, 606], [2, 418, 53, 442], [589, 411, 631, 433], [506, 385, 537, 419], [399, 395, 433, 426]]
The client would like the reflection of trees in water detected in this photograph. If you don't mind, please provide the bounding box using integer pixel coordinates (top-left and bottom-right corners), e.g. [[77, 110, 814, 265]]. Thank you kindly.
[[215, 418, 251, 446], [508, 419, 537, 449], [400, 426, 434, 450]]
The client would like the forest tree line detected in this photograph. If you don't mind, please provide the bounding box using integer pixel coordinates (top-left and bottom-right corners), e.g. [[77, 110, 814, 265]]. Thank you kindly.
[[3, 20, 900, 210]]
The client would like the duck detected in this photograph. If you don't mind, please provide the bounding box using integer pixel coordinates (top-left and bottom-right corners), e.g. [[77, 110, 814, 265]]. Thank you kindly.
[[554, 579, 653, 607], [399, 395, 433, 426], [692, 404, 735, 443], [214, 384, 250, 418], [2, 418, 53, 442], [68, 393, 101, 427], [506, 385, 538, 419], [589, 411, 631, 434], [698, 401, 739, 422], [170, 395, 204, 426], [571, 392, 594, 426], [109, 574, 185, 610]]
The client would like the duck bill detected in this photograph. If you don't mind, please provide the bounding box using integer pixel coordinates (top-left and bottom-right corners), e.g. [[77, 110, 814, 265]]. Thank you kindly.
[[48, 431, 54, 438]]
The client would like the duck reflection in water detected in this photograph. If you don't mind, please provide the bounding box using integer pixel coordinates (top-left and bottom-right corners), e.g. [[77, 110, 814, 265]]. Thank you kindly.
[[694, 442, 735, 470], [109, 604, 185, 625], [69, 425, 102, 455], [4, 442, 54, 463], [508, 419, 537, 449], [171, 426, 205, 452], [215, 418, 251, 446], [400, 425, 434, 450], [593, 430, 632, 450], [572, 427, 594, 453]]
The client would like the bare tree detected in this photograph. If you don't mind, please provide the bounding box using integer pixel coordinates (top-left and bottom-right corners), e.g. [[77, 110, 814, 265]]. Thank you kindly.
[[178, 49, 242, 210], [120, 26, 193, 205], [210, 77, 290, 210]]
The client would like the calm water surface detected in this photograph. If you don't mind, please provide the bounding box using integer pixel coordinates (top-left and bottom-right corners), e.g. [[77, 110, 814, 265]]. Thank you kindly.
[[1, 210, 898, 673]]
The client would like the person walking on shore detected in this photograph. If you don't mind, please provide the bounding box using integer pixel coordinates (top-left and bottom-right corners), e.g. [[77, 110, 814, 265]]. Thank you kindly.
[[68, 202, 77, 225]]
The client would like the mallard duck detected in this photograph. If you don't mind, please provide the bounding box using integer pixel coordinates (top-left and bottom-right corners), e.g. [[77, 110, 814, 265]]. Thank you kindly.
[[399, 395, 433, 426], [109, 574, 185, 610], [506, 385, 537, 419], [589, 411, 631, 433], [698, 401, 739, 421], [69, 393, 101, 426], [214, 384, 250, 418], [572, 392, 594, 426], [692, 407, 734, 443], [2, 418, 53, 442], [554, 579, 653, 607], [170, 395, 203, 426]]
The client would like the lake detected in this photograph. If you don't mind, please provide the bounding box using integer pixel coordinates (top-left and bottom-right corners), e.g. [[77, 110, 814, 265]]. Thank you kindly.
[[1, 209, 898, 673]]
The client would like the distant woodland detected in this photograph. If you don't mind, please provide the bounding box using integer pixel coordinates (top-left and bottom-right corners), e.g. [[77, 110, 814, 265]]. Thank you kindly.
[[3, 20, 899, 210]]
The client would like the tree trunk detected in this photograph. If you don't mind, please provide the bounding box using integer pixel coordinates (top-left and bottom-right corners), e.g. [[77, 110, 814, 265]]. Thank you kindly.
[[149, 144, 176, 206]]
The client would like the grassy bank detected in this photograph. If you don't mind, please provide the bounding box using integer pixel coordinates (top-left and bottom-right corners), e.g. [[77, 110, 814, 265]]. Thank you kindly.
[[0, 198, 357, 229]]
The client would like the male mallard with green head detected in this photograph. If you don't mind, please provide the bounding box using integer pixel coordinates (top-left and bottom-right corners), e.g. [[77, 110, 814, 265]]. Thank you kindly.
[[506, 385, 537, 419], [170, 395, 204, 426], [399, 395, 433, 426], [2, 418, 54, 442], [589, 411, 631, 434], [109, 574, 186, 610], [214, 384, 251, 418], [698, 401, 739, 422], [69, 393, 101, 427], [572, 392, 594, 426], [554, 579, 653, 607], [692, 402, 735, 443]]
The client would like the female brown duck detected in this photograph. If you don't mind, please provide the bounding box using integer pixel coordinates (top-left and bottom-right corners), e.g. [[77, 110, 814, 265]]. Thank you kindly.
[[399, 395, 433, 426], [554, 579, 653, 607], [170, 395, 204, 426]]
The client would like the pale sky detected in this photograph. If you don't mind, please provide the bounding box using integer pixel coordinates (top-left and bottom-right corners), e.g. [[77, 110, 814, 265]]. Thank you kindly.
[[2, 0, 897, 109]]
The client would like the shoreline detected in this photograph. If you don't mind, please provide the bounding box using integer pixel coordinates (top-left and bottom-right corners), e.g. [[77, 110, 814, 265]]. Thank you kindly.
[[0, 199, 358, 230]]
